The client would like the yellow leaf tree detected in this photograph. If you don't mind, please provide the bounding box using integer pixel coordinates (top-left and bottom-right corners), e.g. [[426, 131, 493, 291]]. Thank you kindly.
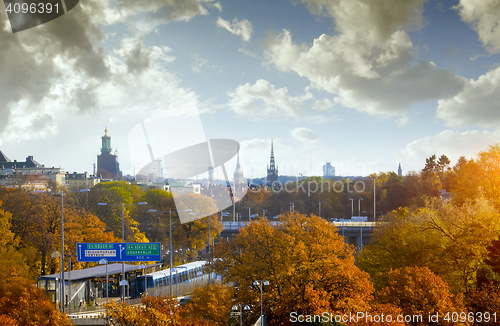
[[212, 213, 374, 326]]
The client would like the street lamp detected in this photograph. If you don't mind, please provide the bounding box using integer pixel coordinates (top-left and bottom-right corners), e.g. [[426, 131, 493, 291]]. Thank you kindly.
[[99, 258, 109, 305], [289, 203, 294, 213], [139, 263, 147, 297], [51, 250, 62, 311], [232, 304, 251, 326], [221, 211, 229, 222], [246, 207, 251, 221], [36, 188, 90, 312], [358, 198, 363, 251], [319, 201, 324, 218], [173, 266, 188, 297], [373, 177, 378, 222], [98, 201, 147, 302], [148, 209, 192, 296], [349, 198, 354, 218], [253, 280, 270, 325]]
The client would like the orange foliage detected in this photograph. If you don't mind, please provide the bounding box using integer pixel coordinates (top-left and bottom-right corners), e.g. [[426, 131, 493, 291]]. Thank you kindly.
[[0, 278, 72, 326], [182, 284, 235, 326], [212, 213, 374, 326], [378, 266, 466, 325], [104, 295, 214, 326]]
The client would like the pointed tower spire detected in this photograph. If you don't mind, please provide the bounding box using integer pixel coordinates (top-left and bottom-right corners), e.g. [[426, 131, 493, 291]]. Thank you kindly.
[[269, 138, 276, 170], [398, 163, 402, 177]]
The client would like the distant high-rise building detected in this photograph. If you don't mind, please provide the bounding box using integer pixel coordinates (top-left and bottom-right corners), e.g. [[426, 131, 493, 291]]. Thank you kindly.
[[233, 151, 244, 187], [266, 139, 278, 186], [97, 127, 122, 180], [208, 166, 214, 185], [323, 161, 335, 178], [398, 163, 402, 177]]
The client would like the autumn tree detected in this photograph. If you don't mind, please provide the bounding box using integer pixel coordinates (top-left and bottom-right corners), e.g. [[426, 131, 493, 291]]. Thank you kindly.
[[104, 295, 213, 326], [160, 194, 223, 261], [378, 266, 465, 326], [182, 284, 235, 326], [0, 279, 72, 326], [0, 203, 28, 286], [87, 181, 148, 242], [211, 213, 374, 326], [358, 197, 500, 293], [0, 187, 120, 275], [467, 282, 500, 325]]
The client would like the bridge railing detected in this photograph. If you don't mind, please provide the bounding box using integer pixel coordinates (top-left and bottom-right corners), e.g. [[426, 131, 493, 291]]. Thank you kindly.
[[222, 220, 376, 231]]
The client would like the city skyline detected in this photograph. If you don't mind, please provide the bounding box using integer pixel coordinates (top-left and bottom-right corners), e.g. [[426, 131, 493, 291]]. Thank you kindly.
[[1, 1, 500, 178]]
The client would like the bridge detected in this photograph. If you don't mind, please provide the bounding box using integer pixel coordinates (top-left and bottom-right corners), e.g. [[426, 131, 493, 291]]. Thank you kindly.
[[220, 220, 376, 251]]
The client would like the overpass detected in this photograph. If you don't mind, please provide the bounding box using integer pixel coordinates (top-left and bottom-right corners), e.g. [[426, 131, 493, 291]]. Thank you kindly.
[[220, 220, 376, 251]]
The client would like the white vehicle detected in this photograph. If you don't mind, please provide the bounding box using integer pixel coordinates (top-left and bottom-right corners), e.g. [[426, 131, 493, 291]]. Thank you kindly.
[[351, 216, 368, 222]]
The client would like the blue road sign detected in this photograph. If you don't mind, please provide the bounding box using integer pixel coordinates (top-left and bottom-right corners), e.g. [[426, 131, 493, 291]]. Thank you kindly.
[[77, 243, 161, 262]]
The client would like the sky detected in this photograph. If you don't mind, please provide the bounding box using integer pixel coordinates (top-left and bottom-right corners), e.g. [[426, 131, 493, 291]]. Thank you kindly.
[[1, 0, 500, 180]]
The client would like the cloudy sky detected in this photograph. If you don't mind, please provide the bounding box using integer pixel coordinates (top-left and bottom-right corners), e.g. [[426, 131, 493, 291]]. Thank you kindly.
[[1, 0, 500, 180]]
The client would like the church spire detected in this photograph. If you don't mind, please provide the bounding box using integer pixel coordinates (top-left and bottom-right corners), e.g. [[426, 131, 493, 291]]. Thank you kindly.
[[269, 138, 276, 170]]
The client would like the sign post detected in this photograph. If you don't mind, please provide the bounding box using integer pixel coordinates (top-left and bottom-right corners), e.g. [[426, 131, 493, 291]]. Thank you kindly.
[[77, 243, 161, 262]]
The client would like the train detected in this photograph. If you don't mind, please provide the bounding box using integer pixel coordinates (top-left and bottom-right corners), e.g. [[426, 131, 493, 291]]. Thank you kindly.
[[135, 261, 211, 296]]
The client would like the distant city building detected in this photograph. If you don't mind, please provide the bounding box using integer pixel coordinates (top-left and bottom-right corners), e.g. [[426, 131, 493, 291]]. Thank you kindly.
[[323, 161, 335, 178], [97, 127, 122, 180], [266, 140, 279, 186], [398, 163, 402, 177], [233, 151, 247, 200], [208, 166, 214, 186], [65, 172, 101, 190], [0, 151, 65, 189], [169, 181, 201, 195]]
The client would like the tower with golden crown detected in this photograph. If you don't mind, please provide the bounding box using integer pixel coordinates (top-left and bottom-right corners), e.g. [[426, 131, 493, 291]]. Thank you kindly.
[[97, 126, 122, 180]]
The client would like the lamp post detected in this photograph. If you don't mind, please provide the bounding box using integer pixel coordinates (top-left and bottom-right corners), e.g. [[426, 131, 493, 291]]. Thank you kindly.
[[51, 250, 62, 311], [373, 177, 377, 222], [358, 198, 363, 251], [253, 280, 270, 325], [289, 203, 294, 213], [319, 201, 324, 218], [349, 198, 353, 218], [148, 209, 192, 297], [173, 266, 188, 297], [232, 304, 251, 326], [139, 263, 147, 297], [99, 258, 108, 305], [36, 188, 90, 312], [246, 207, 251, 221], [98, 201, 147, 302]]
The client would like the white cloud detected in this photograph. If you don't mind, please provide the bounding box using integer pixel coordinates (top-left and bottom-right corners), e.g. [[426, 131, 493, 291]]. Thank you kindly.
[[310, 98, 335, 111], [266, 29, 465, 116], [454, 0, 500, 54], [290, 127, 319, 143], [396, 116, 410, 127], [294, 0, 428, 44], [437, 66, 500, 128], [227, 79, 312, 118], [216, 17, 253, 41], [397, 129, 500, 172], [113, 0, 213, 33], [213, 2, 222, 11]]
